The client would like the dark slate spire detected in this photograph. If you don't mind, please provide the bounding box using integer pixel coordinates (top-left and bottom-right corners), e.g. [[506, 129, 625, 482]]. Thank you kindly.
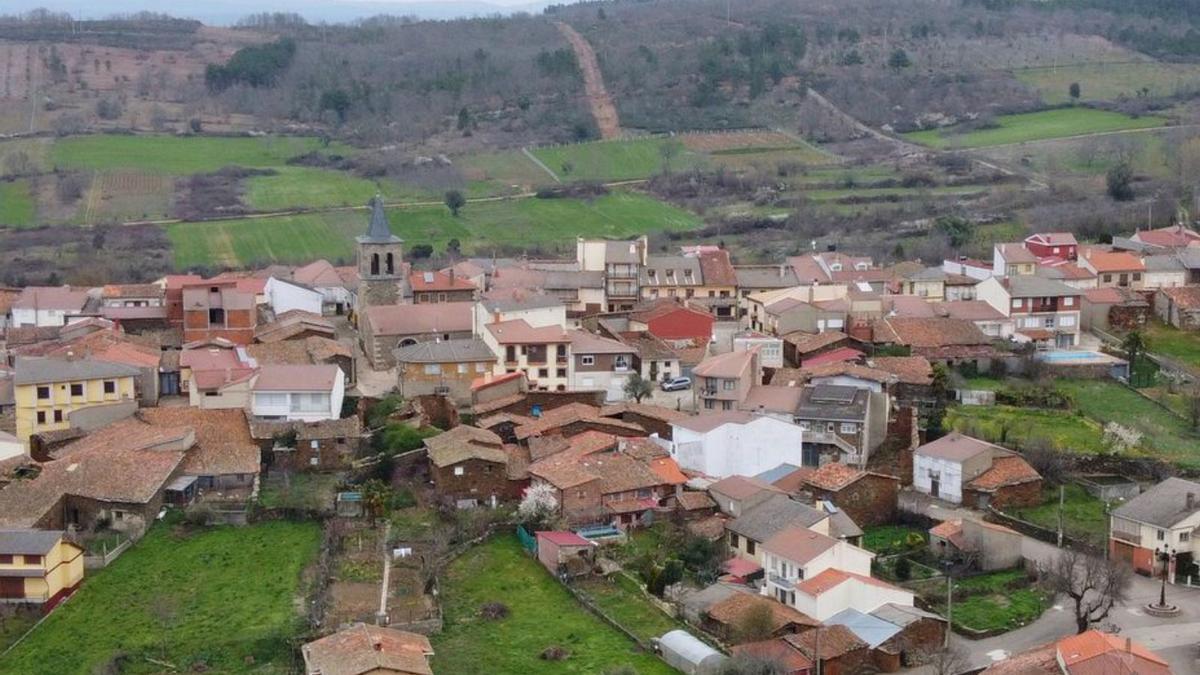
[[358, 194, 402, 243]]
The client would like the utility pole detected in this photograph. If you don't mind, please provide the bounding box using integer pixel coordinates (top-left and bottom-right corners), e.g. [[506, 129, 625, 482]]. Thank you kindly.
[[944, 570, 952, 647], [1057, 484, 1064, 547], [814, 624, 821, 675]]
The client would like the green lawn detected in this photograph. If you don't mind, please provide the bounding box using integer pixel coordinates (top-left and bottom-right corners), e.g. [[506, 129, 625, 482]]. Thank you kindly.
[[574, 573, 685, 644], [531, 138, 706, 181], [903, 108, 1166, 149], [459, 150, 557, 190], [258, 471, 343, 512], [1143, 322, 1200, 371], [935, 569, 1050, 634], [1015, 62, 1200, 105], [51, 135, 353, 175], [944, 404, 1105, 454], [0, 178, 37, 227], [1056, 379, 1199, 466], [862, 525, 928, 555], [1011, 484, 1109, 546], [433, 535, 673, 674], [0, 521, 321, 674], [168, 191, 701, 268]]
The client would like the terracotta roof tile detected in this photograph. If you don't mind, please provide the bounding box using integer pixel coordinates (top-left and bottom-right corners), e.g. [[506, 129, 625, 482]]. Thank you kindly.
[[706, 592, 818, 631], [301, 623, 433, 675], [138, 408, 260, 476], [803, 463, 867, 492], [967, 455, 1041, 491], [783, 624, 867, 660]]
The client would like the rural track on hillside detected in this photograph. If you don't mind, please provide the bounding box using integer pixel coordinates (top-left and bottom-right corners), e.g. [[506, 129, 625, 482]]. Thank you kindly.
[[556, 21, 622, 140], [105, 179, 649, 228]]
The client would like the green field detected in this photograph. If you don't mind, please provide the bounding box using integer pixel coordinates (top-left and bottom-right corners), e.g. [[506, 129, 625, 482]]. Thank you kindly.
[[531, 137, 705, 181], [944, 404, 1105, 453], [862, 525, 928, 555], [51, 135, 352, 175], [574, 573, 685, 644], [168, 191, 701, 268], [1143, 322, 1200, 372], [459, 150, 557, 189], [433, 535, 672, 674], [1057, 379, 1199, 466], [938, 570, 1049, 634], [904, 108, 1167, 149], [1016, 62, 1200, 105], [1012, 484, 1109, 546], [0, 521, 320, 674], [0, 178, 37, 227], [242, 167, 439, 211]]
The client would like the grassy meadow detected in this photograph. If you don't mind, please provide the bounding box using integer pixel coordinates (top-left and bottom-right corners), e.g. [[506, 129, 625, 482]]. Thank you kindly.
[[168, 190, 701, 268], [0, 521, 320, 675], [0, 178, 37, 227], [433, 535, 672, 674], [1015, 62, 1200, 105], [50, 135, 352, 175], [904, 108, 1166, 149]]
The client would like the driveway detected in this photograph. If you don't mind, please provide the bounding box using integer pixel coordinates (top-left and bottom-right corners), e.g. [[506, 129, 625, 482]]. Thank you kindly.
[[899, 489, 1200, 673]]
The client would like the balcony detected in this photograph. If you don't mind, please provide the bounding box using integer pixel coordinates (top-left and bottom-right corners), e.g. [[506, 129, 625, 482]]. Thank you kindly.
[[1111, 529, 1141, 546], [607, 268, 639, 279], [804, 431, 859, 455], [768, 572, 796, 589]]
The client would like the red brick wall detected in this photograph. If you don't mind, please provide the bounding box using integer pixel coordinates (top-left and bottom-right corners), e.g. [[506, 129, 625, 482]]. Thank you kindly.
[[557, 479, 604, 525]]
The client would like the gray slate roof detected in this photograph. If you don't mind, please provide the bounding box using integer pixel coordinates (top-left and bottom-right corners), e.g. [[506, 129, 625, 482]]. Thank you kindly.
[[1005, 275, 1079, 298], [1143, 255, 1186, 272], [14, 357, 142, 385], [735, 265, 798, 289], [869, 602, 945, 628], [795, 385, 868, 422], [393, 338, 496, 364], [1112, 477, 1200, 528], [727, 493, 828, 542], [357, 195, 402, 244], [0, 529, 65, 555], [479, 295, 563, 312], [825, 505, 864, 541]]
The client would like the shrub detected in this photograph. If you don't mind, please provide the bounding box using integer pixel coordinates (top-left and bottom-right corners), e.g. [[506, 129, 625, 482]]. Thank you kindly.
[[895, 556, 913, 581], [480, 602, 509, 620], [184, 503, 214, 527], [539, 646, 570, 661]]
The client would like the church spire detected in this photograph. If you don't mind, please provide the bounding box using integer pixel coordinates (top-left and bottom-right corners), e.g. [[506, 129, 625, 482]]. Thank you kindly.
[[358, 194, 402, 243]]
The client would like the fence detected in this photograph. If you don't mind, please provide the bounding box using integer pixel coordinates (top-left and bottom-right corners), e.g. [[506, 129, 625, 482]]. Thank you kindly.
[[83, 536, 133, 569], [984, 506, 1100, 555], [957, 389, 995, 406]]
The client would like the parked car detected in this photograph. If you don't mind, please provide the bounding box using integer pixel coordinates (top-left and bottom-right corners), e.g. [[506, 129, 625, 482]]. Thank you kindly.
[[661, 377, 692, 391]]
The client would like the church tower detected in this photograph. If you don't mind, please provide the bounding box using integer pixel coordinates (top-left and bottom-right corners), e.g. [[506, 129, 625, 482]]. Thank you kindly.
[[356, 195, 406, 308]]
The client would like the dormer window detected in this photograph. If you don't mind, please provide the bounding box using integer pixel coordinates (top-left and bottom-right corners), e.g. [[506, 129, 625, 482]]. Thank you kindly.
[[666, 270, 676, 282], [684, 269, 694, 280], [855, 262, 869, 271], [647, 269, 657, 279], [830, 263, 843, 272]]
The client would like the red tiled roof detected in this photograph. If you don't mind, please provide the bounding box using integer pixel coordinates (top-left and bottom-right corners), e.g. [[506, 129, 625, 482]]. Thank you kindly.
[[693, 349, 757, 378], [967, 455, 1041, 491], [877, 317, 990, 348], [471, 371, 524, 391], [365, 302, 474, 336], [733, 639, 813, 673], [1083, 287, 1125, 304], [409, 269, 477, 292], [868, 356, 934, 385], [762, 526, 838, 564], [801, 346, 863, 367], [486, 319, 569, 344], [698, 249, 738, 287], [783, 625, 867, 660], [1055, 630, 1170, 675], [794, 568, 902, 597], [1133, 225, 1200, 248], [1081, 248, 1145, 273], [709, 474, 783, 501], [537, 531, 593, 547], [648, 457, 688, 485], [803, 463, 867, 492], [706, 593, 818, 631], [1159, 285, 1200, 310], [782, 331, 850, 355], [253, 364, 340, 392], [301, 623, 433, 675]]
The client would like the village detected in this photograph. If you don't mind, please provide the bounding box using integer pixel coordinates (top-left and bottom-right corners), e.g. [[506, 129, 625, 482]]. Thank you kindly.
[[1, 199, 1199, 674]]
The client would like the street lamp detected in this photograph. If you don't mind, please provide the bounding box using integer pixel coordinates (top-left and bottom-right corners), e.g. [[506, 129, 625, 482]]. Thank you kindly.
[[1155, 545, 1176, 609]]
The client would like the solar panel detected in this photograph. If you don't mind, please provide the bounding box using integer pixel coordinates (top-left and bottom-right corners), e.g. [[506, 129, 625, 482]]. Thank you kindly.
[[809, 384, 856, 404]]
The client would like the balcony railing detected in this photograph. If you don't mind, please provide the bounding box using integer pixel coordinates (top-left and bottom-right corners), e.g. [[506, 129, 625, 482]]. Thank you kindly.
[[1111, 529, 1141, 546], [804, 431, 858, 455], [768, 572, 796, 589]]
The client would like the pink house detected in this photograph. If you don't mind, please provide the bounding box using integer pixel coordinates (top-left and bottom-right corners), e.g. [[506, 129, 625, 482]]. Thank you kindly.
[[535, 531, 596, 578]]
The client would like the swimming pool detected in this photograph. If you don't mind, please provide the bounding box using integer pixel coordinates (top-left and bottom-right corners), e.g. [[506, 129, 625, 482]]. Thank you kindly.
[[1037, 350, 1118, 364]]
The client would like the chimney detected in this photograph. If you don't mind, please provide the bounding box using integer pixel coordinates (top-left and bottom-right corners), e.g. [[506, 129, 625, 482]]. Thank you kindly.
[[373, 638, 383, 652], [1125, 637, 1132, 654], [449, 268, 456, 284], [1187, 492, 1196, 510]]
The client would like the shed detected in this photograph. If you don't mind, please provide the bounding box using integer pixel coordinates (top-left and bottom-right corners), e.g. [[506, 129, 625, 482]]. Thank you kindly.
[[655, 629, 726, 674], [535, 531, 596, 578]]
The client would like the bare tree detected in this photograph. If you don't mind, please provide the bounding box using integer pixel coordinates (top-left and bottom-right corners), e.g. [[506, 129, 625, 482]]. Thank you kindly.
[[917, 643, 971, 675], [1040, 548, 1132, 634]]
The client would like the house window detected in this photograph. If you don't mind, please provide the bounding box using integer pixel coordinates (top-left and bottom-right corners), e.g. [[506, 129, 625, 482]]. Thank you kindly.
[[0, 554, 11, 564], [457, 364, 468, 374], [476, 363, 487, 373], [103, 380, 116, 394], [1103, 274, 1112, 283], [1063, 297, 1074, 307], [798, 421, 810, 430], [1059, 316, 1075, 327], [424, 364, 441, 375], [721, 401, 732, 411], [581, 355, 595, 366], [36, 411, 46, 425], [22, 555, 41, 565], [1133, 273, 1142, 282], [506, 346, 517, 362], [1181, 531, 1190, 543], [454, 466, 465, 476], [208, 308, 226, 325], [310, 440, 319, 449], [747, 540, 756, 555], [70, 383, 83, 397], [1012, 299, 1023, 309], [557, 369, 567, 378], [840, 423, 857, 433], [723, 379, 736, 391], [729, 532, 739, 548], [1157, 529, 1166, 541], [538, 368, 549, 378], [36, 386, 49, 400], [704, 399, 715, 410], [637, 488, 651, 499], [53, 410, 63, 423]]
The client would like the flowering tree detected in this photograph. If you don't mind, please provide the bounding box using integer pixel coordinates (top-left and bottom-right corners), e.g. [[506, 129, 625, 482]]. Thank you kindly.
[[1102, 422, 1142, 454], [517, 483, 559, 529]]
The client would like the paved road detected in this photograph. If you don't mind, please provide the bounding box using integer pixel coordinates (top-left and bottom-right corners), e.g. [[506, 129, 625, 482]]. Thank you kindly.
[[900, 490, 1200, 673]]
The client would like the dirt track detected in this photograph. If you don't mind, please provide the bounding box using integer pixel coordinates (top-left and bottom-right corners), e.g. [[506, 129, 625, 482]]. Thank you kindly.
[[555, 21, 621, 140]]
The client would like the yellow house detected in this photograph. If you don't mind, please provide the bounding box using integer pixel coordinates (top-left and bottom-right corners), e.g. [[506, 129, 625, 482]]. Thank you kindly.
[[0, 529, 85, 608], [13, 358, 140, 442]]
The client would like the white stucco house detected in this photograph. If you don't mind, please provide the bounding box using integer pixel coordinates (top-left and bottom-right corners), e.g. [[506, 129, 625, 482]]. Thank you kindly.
[[10, 286, 93, 328], [789, 569, 915, 621], [0, 430, 23, 462], [760, 526, 874, 607], [251, 364, 345, 422], [265, 277, 324, 316], [670, 411, 805, 478]]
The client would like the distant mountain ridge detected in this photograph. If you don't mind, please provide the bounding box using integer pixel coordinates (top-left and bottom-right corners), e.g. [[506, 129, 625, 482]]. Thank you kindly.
[[3, 0, 567, 24]]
